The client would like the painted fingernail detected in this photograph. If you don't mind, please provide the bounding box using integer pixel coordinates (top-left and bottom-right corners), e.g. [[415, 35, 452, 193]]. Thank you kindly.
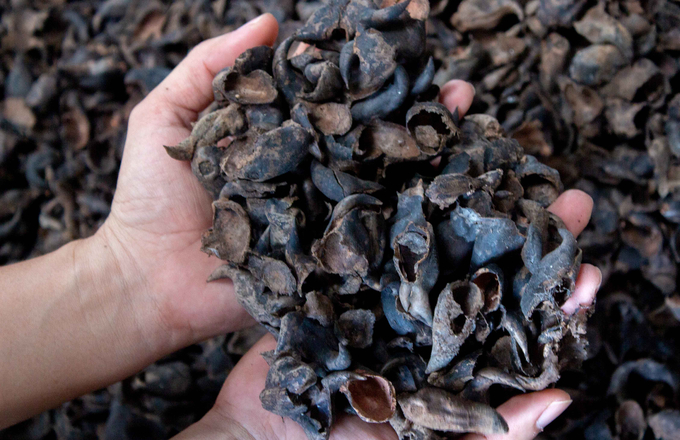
[[536, 400, 572, 430]]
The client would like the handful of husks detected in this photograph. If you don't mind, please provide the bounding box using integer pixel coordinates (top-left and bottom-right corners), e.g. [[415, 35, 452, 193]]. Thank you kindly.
[[164, 0, 588, 438]]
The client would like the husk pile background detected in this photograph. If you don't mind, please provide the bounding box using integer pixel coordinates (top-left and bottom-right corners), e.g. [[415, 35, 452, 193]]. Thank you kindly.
[[1, 0, 679, 439]]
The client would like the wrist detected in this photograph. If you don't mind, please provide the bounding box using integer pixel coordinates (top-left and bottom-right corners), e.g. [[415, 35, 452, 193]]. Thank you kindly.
[[78, 223, 172, 360], [0, 226, 176, 427]]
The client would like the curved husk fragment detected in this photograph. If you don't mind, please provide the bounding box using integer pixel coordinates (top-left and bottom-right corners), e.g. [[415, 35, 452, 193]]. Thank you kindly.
[[302, 61, 344, 102], [221, 122, 313, 182], [200, 199, 250, 262], [389, 406, 443, 440], [307, 102, 353, 136], [342, 29, 397, 100], [573, 4, 633, 61], [391, 182, 438, 326], [569, 44, 628, 86], [312, 194, 385, 278], [303, 291, 335, 327], [427, 281, 483, 373], [266, 355, 318, 395], [310, 160, 384, 202], [234, 46, 274, 75], [520, 227, 582, 318], [406, 102, 459, 155], [514, 155, 563, 207], [351, 65, 409, 123], [536, 0, 586, 27], [277, 311, 352, 371], [425, 173, 476, 209], [362, 120, 422, 161], [208, 265, 293, 328], [451, 0, 523, 32], [336, 309, 375, 348], [338, 370, 397, 423], [460, 367, 525, 402], [601, 58, 666, 104], [410, 57, 435, 96], [246, 105, 285, 132], [472, 264, 503, 313], [247, 254, 297, 295], [274, 37, 311, 105], [427, 351, 481, 392], [165, 104, 247, 161], [381, 282, 432, 345], [213, 67, 278, 105], [398, 388, 509, 435], [443, 206, 526, 269]]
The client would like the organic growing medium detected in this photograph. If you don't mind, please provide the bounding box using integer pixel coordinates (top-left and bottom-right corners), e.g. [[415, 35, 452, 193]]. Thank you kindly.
[[165, 0, 588, 438]]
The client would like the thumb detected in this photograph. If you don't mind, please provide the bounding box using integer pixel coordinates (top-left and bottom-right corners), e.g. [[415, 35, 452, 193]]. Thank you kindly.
[[134, 13, 279, 133], [463, 390, 572, 440], [214, 333, 398, 440]]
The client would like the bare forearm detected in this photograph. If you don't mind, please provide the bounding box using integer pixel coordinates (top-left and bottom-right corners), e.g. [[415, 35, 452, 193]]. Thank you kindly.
[[0, 230, 167, 428]]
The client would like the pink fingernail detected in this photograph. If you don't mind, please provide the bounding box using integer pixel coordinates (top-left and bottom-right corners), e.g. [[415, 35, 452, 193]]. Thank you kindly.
[[536, 400, 572, 430]]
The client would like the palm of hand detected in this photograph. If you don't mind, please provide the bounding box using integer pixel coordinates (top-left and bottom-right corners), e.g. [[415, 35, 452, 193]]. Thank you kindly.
[[104, 107, 249, 343], [100, 22, 283, 341]]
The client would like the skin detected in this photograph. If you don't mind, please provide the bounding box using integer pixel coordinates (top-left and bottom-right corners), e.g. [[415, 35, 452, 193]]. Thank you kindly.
[[0, 14, 601, 440]]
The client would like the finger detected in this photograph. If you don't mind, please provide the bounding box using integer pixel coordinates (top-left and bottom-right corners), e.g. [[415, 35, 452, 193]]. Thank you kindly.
[[216, 332, 276, 404], [431, 80, 475, 168], [561, 263, 602, 315], [439, 80, 476, 119], [331, 414, 398, 440], [463, 389, 572, 440], [546, 189, 593, 237], [215, 334, 397, 440], [140, 13, 279, 127], [213, 333, 289, 439]]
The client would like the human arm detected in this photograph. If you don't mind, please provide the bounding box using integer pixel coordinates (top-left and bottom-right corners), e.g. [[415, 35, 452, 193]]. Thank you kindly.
[[0, 231, 160, 427], [0, 14, 280, 429]]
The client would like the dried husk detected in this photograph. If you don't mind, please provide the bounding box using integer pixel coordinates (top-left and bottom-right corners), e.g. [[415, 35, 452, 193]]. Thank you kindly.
[[157, 2, 594, 439], [398, 388, 509, 435]]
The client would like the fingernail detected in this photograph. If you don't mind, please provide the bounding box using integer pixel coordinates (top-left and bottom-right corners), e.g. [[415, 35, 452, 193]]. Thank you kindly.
[[595, 267, 603, 292], [536, 400, 572, 430], [470, 83, 476, 96]]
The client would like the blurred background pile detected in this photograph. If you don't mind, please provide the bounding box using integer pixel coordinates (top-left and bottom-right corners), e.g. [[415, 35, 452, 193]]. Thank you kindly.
[[1, 0, 679, 438]]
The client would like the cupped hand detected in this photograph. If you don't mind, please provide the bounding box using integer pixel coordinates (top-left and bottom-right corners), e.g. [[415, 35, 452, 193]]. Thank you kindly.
[[98, 15, 280, 350], [196, 80, 602, 440]]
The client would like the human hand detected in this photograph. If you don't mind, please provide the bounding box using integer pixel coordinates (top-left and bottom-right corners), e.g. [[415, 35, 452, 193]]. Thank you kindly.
[[94, 14, 281, 354], [171, 81, 602, 440]]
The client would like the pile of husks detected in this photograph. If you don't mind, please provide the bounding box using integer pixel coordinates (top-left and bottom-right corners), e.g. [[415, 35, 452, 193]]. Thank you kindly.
[[165, 1, 587, 438], [3, 0, 680, 439]]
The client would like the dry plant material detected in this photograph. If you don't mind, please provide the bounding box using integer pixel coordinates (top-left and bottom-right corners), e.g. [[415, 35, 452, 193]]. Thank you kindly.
[[164, 1, 589, 438], [4, 0, 680, 438]]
